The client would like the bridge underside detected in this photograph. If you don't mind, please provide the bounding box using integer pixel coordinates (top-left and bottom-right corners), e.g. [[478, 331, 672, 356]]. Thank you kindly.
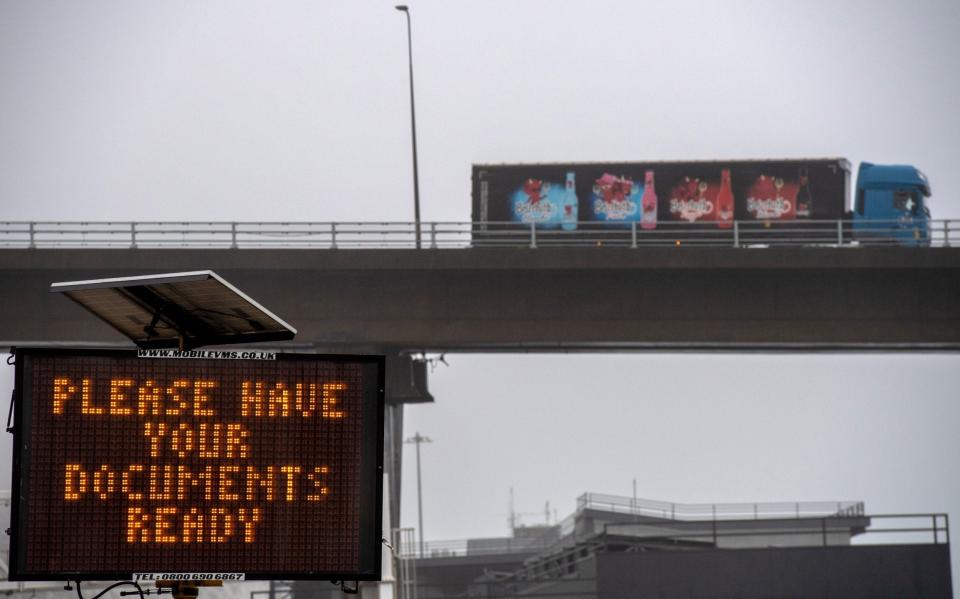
[[0, 247, 957, 351]]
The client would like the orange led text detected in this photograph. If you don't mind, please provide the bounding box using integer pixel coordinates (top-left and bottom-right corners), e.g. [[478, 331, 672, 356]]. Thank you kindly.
[[63, 463, 330, 503], [126, 506, 262, 544], [52, 377, 218, 416]]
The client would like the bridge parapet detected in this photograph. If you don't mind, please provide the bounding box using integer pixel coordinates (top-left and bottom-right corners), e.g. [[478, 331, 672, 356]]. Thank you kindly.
[[1, 220, 958, 249]]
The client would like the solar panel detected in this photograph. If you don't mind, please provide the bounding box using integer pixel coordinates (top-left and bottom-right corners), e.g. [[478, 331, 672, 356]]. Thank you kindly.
[[50, 271, 297, 349]]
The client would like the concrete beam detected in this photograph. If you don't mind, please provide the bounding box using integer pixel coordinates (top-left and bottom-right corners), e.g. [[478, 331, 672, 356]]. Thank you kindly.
[[0, 248, 957, 350]]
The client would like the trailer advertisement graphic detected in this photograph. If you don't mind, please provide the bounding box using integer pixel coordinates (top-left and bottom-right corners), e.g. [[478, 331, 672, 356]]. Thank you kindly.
[[473, 160, 849, 232]]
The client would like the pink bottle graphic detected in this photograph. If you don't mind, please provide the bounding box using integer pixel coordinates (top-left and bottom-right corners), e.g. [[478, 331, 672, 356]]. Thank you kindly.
[[715, 168, 734, 229], [640, 170, 658, 229]]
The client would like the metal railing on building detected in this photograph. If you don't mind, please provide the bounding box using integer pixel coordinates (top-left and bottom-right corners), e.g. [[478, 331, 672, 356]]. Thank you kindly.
[[406, 512, 948, 560], [396, 492, 874, 559], [575, 492, 865, 522]]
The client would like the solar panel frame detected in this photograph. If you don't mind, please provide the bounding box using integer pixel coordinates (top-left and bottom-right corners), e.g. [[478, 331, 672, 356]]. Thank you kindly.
[[50, 271, 297, 349]]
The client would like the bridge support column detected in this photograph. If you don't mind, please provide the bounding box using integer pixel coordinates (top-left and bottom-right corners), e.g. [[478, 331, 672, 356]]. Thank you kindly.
[[384, 353, 434, 532], [384, 402, 404, 531]]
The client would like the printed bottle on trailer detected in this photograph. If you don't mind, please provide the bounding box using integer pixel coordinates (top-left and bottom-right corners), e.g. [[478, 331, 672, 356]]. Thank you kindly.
[[561, 171, 578, 231], [715, 168, 734, 228], [641, 170, 658, 230]]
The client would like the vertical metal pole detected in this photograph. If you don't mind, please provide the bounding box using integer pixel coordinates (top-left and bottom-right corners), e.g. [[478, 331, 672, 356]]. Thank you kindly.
[[529, 222, 537, 249], [733, 220, 739, 248], [28, 222, 35, 249], [130, 222, 136, 249], [430, 222, 437, 249], [396, 7, 421, 249], [405, 431, 431, 558], [415, 436, 424, 557], [933, 514, 938, 544], [631, 221, 637, 249], [331, 223, 338, 249], [837, 219, 843, 245], [231, 222, 238, 249], [945, 220, 950, 247]]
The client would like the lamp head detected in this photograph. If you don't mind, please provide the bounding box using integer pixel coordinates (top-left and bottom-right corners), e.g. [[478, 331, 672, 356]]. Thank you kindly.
[[395, 5, 408, 11]]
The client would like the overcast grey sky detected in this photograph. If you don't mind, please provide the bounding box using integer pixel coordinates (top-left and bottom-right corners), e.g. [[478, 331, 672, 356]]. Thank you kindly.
[[1, 1, 959, 221], [1, 0, 959, 589]]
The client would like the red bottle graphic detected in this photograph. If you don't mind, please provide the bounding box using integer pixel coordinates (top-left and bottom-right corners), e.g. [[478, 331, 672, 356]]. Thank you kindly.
[[716, 168, 734, 228], [641, 170, 658, 229]]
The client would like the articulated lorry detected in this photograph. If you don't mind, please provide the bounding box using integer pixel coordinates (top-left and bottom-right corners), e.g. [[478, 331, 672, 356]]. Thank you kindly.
[[471, 158, 932, 245]]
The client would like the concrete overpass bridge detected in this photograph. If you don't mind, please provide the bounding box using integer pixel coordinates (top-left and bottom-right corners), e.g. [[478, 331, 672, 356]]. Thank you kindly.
[[2, 222, 959, 526], [1, 246, 957, 351]]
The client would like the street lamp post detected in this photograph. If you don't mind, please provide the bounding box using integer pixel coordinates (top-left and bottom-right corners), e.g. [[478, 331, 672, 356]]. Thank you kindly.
[[405, 431, 432, 558], [395, 5, 422, 249]]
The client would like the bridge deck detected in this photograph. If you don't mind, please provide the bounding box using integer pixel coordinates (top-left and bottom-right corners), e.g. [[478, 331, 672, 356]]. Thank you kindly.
[[1, 247, 957, 351]]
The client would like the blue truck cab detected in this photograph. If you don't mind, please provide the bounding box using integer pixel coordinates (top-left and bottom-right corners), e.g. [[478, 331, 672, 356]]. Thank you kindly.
[[853, 162, 931, 245]]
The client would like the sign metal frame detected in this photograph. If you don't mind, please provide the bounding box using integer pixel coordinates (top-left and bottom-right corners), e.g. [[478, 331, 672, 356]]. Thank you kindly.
[[8, 347, 385, 582]]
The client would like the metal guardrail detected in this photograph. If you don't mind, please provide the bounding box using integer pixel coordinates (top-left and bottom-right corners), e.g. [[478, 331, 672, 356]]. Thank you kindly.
[[0, 219, 956, 249], [397, 492, 868, 559], [399, 513, 947, 560], [601, 513, 950, 548], [399, 535, 558, 559], [576, 492, 865, 521]]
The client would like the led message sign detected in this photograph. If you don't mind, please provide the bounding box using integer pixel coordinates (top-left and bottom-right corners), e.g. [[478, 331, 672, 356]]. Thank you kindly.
[[9, 349, 384, 581]]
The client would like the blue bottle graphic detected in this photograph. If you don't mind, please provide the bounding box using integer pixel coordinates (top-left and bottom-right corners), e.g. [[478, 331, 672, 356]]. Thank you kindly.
[[561, 171, 578, 231]]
